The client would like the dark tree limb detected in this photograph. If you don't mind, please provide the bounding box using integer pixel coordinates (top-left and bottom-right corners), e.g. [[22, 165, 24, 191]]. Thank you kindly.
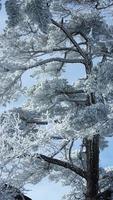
[[19, 57, 84, 71], [51, 140, 70, 158], [20, 115, 48, 125], [51, 19, 92, 74], [69, 139, 74, 164], [38, 154, 87, 179], [20, 47, 78, 54], [51, 19, 86, 59]]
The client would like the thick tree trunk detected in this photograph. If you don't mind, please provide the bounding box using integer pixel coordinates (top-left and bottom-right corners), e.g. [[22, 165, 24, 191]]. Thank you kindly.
[[85, 134, 99, 200]]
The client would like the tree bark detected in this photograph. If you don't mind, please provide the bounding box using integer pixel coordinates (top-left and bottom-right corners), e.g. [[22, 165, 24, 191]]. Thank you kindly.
[[85, 134, 100, 200]]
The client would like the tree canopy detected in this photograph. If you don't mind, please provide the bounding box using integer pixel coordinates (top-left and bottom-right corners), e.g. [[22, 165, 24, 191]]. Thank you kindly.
[[0, 0, 113, 199]]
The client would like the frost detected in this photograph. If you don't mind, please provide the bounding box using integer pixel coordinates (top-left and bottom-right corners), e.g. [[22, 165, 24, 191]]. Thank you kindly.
[[0, 0, 113, 199]]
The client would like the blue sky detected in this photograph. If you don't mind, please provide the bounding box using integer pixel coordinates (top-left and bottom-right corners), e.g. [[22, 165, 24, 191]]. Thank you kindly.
[[0, 1, 113, 200], [25, 178, 70, 200], [0, 0, 7, 32]]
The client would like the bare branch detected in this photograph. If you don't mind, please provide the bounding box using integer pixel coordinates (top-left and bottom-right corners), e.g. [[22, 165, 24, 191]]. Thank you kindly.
[[19, 114, 48, 125], [38, 154, 87, 179], [69, 139, 74, 164], [51, 140, 70, 158], [51, 136, 64, 140], [51, 19, 86, 59], [58, 51, 68, 71], [55, 89, 85, 95], [51, 19, 93, 74], [20, 57, 84, 71], [21, 47, 78, 55]]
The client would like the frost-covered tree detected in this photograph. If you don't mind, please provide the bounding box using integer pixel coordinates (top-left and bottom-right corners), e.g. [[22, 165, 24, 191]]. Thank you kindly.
[[0, 184, 32, 200], [0, 0, 113, 200]]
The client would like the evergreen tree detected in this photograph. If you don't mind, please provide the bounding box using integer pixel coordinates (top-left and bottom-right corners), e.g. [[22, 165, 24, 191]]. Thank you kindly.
[[0, 0, 113, 199]]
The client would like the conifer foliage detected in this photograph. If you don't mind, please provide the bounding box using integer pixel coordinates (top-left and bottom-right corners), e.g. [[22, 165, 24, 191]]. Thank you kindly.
[[0, 0, 113, 199]]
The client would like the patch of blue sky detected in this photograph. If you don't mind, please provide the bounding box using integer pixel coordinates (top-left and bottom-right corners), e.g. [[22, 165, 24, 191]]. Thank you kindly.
[[25, 177, 70, 200], [0, 0, 7, 32]]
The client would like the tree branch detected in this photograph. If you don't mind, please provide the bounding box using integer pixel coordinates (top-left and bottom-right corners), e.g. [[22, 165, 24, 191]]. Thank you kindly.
[[21, 47, 78, 54], [69, 139, 74, 164], [20, 116, 48, 125], [51, 19, 93, 74], [51, 140, 70, 158], [95, 2, 113, 10], [55, 89, 85, 95], [51, 19, 86, 59], [20, 57, 84, 71], [38, 154, 87, 179]]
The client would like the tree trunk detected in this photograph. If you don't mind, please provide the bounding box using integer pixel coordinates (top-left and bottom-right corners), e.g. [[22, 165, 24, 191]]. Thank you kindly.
[[85, 134, 100, 200]]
